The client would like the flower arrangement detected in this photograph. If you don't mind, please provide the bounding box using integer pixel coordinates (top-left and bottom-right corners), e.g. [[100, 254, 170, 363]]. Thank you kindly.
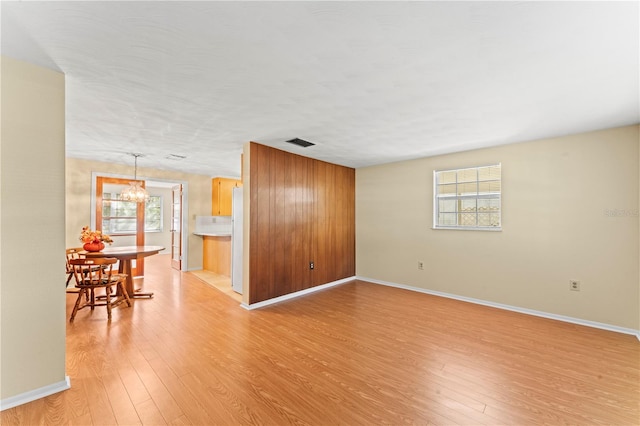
[[80, 226, 114, 244]]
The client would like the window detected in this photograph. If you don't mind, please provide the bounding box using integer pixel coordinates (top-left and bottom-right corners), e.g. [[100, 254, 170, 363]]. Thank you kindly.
[[102, 193, 163, 235], [144, 196, 163, 232], [434, 164, 501, 230]]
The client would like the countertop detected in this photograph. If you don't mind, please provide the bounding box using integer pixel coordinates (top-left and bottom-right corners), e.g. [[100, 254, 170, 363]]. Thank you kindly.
[[193, 232, 231, 237]]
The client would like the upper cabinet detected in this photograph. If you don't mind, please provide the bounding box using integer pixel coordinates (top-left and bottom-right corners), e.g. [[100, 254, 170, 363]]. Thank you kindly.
[[212, 177, 242, 215]]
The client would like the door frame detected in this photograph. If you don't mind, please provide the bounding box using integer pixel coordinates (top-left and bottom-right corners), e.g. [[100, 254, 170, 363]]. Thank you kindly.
[[96, 176, 146, 275], [171, 184, 183, 271], [90, 171, 189, 271]]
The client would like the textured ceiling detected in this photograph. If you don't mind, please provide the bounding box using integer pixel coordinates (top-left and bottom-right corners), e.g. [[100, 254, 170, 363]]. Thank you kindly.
[[2, 1, 638, 177]]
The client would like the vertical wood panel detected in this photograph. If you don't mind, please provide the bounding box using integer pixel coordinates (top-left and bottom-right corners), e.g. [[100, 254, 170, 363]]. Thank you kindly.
[[334, 165, 346, 278], [312, 160, 324, 286], [251, 143, 274, 303], [327, 163, 337, 282], [250, 143, 261, 304], [248, 143, 355, 304], [263, 144, 274, 303], [347, 168, 356, 275], [298, 155, 313, 292], [289, 153, 308, 293], [273, 148, 286, 298], [249, 145, 259, 302]]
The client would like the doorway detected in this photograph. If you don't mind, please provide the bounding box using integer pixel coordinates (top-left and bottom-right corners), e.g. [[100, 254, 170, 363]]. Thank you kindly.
[[95, 176, 146, 275], [92, 174, 188, 273], [171, 184, 183, 271]]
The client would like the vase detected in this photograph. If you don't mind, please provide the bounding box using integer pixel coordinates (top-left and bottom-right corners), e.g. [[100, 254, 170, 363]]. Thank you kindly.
[[83, 242, 105, 252]]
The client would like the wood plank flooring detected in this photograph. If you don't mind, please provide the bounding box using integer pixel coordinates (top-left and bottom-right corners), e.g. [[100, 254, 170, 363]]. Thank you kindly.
[[189, 269, 241, 303], [2, 254, 638, 425]]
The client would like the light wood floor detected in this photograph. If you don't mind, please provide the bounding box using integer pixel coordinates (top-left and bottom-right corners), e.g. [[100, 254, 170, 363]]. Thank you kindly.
[[2, 254, 639, 425], [190, 269, 242, 303]]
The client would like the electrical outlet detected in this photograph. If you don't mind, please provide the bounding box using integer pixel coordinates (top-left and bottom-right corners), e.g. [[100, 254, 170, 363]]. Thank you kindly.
[[309, 261, 314, 270], [418, 261, 424, 270], [569, 280, 580, 291]]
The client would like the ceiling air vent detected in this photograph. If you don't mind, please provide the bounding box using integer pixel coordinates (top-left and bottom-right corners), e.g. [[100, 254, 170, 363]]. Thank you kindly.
[[285, 138, 315, 148], [166, 154, 187, 160]]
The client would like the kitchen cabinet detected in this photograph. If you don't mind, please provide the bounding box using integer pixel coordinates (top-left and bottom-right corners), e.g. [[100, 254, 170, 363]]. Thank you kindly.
[[212, 177, 242, 215], [203, 235, 231, 276]]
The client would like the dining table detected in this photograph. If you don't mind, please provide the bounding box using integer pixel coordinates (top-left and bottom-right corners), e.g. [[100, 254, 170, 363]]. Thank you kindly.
[[82, 245, 164, 299]]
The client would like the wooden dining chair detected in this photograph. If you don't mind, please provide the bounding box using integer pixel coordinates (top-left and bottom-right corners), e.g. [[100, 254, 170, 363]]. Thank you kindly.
[[65, 247, 84, 287], [68, 257, 131, 322]]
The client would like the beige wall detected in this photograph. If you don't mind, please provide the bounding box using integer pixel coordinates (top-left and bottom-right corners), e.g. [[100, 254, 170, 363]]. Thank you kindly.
[[356, 125, 640, 330], [65, 158, 213, 270], [1, 57, 67, 399]]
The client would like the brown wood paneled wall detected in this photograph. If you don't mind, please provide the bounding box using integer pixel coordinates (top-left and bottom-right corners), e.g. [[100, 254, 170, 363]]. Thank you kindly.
[[248, 142, 355, 304]]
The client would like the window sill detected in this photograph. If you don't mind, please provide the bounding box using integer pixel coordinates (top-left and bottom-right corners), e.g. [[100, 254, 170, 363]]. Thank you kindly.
[[432, 226, 502, 232]]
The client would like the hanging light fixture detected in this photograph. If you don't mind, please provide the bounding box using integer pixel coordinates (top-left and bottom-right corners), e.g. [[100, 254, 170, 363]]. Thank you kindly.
[[120, 153, 149, 203]]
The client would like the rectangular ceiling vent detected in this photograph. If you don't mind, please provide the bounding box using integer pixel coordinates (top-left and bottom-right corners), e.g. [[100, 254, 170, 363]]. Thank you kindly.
[[166, 154, 187, 160], [285, 138, 315, 148]]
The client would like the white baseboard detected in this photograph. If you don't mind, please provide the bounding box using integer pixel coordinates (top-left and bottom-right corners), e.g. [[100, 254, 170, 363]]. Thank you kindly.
[[236, 275, 639, 340], [0, 376, 71, 411], [357, 276, 640, 340], [241, 277, 355, 310]]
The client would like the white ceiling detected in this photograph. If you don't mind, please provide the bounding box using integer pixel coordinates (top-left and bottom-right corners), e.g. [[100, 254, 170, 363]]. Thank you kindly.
[[2, 1, 638, 178]]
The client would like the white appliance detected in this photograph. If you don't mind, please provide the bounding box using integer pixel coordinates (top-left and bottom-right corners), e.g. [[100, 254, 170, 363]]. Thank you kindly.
[[231, 187, 243, 294]]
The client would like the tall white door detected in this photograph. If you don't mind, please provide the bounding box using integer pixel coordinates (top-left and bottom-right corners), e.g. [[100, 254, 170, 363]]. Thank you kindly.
[[171, 184, 183, 271]]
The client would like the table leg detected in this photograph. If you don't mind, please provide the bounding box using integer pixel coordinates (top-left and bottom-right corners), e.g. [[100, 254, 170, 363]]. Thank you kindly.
[[121, 259, 153, 299]]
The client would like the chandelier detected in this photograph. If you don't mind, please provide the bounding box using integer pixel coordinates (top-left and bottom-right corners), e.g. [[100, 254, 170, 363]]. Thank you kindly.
[[120, 153, 149, 203]]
